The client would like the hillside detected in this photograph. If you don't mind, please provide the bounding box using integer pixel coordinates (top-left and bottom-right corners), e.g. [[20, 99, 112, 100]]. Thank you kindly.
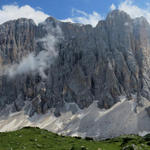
[[0, 127, 150, 150]]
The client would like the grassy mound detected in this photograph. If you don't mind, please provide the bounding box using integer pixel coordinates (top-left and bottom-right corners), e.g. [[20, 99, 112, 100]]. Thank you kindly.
[[0, 127, 150, 150]]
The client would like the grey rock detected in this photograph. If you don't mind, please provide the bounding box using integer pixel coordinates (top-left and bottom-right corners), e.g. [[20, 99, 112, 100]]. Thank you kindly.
[[0, 10, 150, 116]]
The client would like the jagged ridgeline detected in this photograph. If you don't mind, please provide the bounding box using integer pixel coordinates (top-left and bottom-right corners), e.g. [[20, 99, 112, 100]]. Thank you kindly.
[[0, 10, 149, 115], [0, 9, 150, 138]]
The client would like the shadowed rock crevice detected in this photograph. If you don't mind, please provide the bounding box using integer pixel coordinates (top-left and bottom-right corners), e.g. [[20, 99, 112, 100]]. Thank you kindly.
[[0, 10, 149, 116]]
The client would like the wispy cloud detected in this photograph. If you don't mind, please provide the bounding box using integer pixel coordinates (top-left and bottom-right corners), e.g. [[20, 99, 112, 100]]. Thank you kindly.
[[110, 4, 116, 11], [2, 25, 63, 78], [62, 9, 103, 27], [0, 4, 102, 27], [0, 4, 49, 25], [1, 1, 150, 27], [118, 0, 150, 23]]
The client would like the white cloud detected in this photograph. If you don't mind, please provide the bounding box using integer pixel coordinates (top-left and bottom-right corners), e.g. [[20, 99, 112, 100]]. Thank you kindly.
[[119, 0, 150, 23], [0, 5, 49, 25], [0, 4, 102, 27], [62, 1, 150, 26], [62, 9, 103, 27], [1, 1, 150, 28], [110, 4, 116, 11], [3, 25, 63, 78]]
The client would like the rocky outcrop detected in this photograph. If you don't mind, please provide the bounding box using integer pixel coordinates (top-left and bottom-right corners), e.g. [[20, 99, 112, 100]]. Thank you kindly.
[[0, 10, 150, 116]]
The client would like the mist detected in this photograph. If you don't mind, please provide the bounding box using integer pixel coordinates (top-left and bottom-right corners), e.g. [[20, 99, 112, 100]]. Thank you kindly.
[[2, 25, 63, 78]]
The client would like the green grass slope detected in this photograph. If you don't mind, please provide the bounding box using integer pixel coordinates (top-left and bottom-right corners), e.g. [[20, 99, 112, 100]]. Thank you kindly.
[[0, 127, 150, 150]]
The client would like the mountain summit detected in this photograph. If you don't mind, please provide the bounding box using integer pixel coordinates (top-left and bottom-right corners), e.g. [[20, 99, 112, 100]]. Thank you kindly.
[[0, 10, 150, 138]]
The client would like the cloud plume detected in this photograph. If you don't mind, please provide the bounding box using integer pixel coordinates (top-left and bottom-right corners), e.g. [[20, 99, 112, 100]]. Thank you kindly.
[[3, 25, 63, 78]]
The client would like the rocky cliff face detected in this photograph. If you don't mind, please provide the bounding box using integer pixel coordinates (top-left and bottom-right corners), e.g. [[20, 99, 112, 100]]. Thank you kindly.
[[0, 10, 150, 117]]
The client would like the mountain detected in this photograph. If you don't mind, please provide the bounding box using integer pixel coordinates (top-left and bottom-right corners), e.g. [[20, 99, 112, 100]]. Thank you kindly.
[[0, 10, 150, 139]]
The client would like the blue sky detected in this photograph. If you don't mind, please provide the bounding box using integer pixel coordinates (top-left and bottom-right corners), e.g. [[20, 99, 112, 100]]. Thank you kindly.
[[0, 0, 149, 20], [0, 0, 119, 19], [0, 0, 150, 26]]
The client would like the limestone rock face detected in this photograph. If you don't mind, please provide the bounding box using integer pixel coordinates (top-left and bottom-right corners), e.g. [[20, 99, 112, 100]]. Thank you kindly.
[[0, 10, 150, 115]]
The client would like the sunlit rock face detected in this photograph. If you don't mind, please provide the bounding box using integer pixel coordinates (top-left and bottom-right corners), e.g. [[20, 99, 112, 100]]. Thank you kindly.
[[0, 10, 150, 117]]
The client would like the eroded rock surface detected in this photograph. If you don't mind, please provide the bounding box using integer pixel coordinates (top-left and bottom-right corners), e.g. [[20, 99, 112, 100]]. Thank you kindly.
[[0, 10, 150, 116]]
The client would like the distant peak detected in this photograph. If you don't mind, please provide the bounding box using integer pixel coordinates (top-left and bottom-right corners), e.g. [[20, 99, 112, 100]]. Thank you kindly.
[[133, 16, 149, 25], [106, 9, 131, 20]]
